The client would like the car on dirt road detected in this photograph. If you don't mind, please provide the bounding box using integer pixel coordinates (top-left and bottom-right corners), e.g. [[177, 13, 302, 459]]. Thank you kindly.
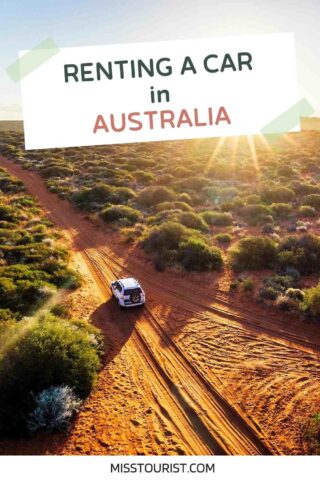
[[110, 277, 145, 308]]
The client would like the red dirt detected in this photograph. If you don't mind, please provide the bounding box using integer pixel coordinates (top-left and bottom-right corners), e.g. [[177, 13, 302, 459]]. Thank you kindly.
[[0, 155, 319, 455]]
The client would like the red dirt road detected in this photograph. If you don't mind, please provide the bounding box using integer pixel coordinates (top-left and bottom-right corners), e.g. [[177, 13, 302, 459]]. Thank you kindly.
[[0, 155, 319, 455]]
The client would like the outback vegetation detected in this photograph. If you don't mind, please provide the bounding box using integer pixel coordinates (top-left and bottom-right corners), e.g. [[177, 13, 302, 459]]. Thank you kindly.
[[2, 128, 320, 318], [0, 168, 103, 437]]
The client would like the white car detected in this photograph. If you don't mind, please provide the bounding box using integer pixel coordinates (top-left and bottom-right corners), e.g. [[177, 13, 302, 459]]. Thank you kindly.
[[110, 277, 145, 308]]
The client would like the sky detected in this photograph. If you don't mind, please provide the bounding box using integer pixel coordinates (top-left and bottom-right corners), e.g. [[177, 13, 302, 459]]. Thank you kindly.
[[1, 0, 320, 119]]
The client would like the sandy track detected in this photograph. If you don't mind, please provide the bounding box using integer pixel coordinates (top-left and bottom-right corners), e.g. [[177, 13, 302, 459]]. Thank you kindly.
[[0, 155, 276, 455]]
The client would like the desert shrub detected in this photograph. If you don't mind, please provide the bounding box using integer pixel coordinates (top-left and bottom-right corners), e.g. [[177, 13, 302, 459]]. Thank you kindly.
[[177, 212, 209, 232], [240, 277, 254, 292], [175, 176, 211, 192], [169, 166, 192, 178], [179, 238, 223, 271], [120, 223, 145, 243], [73, 184, 113, 206], [244, 194, 261, 205], [277, 234, 320, 274], [303, 194, 320, 209], [0, 315, 102, 435], [50, 302, 71, 319], [142, 221, 188, 253], [137, 186, 175, 207], [0, 173, 25, 193], [275, 293, 298, 311], [301, 283, 320, 317], [277, 165, 296, 178], [271, 203, 293, 218], [100, 205, 142, 225], [240, 204, 273, 225], [302, 413, 320, 454], [298, 205, 316, 217], [200, 211, 233, 226], [155, 201, 193, 212], [285, 288, 304, 301], [261, 186, 294, 203], [27, 385, 81, 433], [134, 170, 155, 184], [0, 308, 16, 322], [178, 192, 193, 205], [142, 221, 215, 271], [41, 165, 74, 179], [259, 286, 278, 301], [230, 236, 277, 270], [155, 173, 174, 186], [214, 233, 232, 244], [263, 274, 294, 291], [111, 186, 136, 204], [73, 184, 135, 208], [0, 205, 17, 222]]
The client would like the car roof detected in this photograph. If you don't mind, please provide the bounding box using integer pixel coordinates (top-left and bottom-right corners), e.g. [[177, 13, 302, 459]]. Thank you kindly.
[[118, 277, 140, 289]]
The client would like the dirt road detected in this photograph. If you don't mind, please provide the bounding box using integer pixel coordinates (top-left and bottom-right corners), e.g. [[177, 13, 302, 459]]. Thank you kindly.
[[0, 155, 319, 455]]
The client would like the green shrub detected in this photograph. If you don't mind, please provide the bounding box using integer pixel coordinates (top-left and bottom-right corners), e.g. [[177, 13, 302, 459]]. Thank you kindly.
[[301, 283, 320, 317], [137, 186, 175, 207], [303, 194, 320, 209], [261, 186, 294, 203], [0, 315, 102, 435], [302, 413, 320, 454], [142, 221, 188, 253], [179, 238, 223, 271], [100, 205, 142, 225], [259, 286, 278, 301], [215, 233, 232, 244], [277, 234, 320, 274], [230, 236, 277, 270], [200, 211, 233, 226], [134, 170, 155, 184], [177, 212, 209, 232], [271, 203, 293, 218], [240, 204, 273, 225], [298, 205, 316, 217], [41, 165, 74, 178], [240, 277, 254, 292]]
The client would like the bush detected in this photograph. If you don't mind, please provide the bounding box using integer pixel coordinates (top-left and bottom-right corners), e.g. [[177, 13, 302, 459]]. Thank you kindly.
[[41, 165, 73, 179], [240, 277, 254, 292], [137, 186, 175, 207], [271, 203, 293, 218], [215, 233, 232, 244], [27, 385, 81, 433], [156, 201, 193, 213], [134, 170, 155, 184], [259, 286, 278, 301], [277, 234, 320, 274], [142, 221, 217, 271], [301, 283, 320, 317], [0, 315, 102, 435], [230, 236, 277, 270], [100, 205, 142, 225], [261, 186, 294, 203], [200, 211, 233, 226], [302, 413, 320, 454], [303, 194, 320, 209], [177, 212, 209, 232], [179, 238, 223, 271], [142, 221, 189, 253], [240, 204, 273, 225], [285, 288, 304, 301], [298, 205, 316, 217]]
